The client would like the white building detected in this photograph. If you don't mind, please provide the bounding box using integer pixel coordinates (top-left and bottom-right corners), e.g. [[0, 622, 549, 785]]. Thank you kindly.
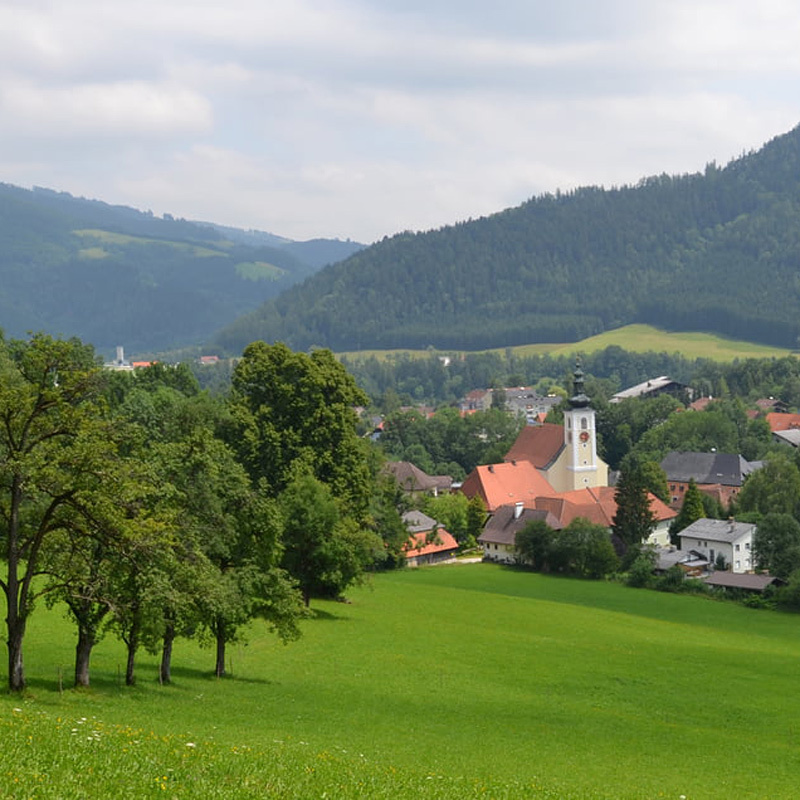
[[677, 518, 756, 574]]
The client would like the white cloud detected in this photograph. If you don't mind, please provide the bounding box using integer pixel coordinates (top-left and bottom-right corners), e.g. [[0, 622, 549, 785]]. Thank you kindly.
[[0, 0, 799, 241]]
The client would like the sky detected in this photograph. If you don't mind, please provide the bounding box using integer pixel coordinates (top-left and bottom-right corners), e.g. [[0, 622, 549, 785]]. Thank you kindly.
[[1, 1, 799, 244]]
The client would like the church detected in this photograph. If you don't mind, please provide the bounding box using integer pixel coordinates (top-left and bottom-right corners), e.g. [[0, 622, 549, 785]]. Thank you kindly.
[[503, 362, 608, 492], [463, 363, 675, 563]]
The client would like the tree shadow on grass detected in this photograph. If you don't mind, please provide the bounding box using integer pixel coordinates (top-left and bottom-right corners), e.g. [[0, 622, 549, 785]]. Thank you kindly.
[[308, 607, 350, 622]]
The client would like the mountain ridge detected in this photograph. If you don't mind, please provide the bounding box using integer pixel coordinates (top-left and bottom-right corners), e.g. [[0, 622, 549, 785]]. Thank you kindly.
[[0, 183, 364, 356], [213, 124, 800, 355]]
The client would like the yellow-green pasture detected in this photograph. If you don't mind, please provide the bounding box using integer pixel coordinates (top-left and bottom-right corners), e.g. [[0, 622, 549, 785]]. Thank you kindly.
[[2, 564, 799, 798], [73, 229, 230, 259], [340, 324, 793, 363]]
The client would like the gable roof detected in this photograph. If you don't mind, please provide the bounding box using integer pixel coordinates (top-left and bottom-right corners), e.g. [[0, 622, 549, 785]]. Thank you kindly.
[[404, 528, 459, 558], [766, 412, 800, 432], [503, 423, 565, 470], [703, 572, 783, 591], [401, 510, 438, 533], [461, 460, 556, 512], [609, 376, 689, 403], [660, 451, 756, 487], [384, 461, 452, 494], [678, 518, 756, 544], [478, 505, 562, 547], [534, 486, 618, 527]]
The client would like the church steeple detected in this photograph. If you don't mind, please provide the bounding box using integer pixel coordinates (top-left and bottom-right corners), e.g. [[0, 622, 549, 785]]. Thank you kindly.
[[562, 358, 605, 490], [569, 360, 590, 409]]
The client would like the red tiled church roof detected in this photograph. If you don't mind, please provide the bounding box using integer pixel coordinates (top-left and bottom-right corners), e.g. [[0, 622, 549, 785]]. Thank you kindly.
[[503, 423, 565, 469]]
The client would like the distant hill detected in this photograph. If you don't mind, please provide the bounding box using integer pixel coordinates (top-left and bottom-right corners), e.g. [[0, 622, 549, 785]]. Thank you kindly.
[[214, 124, 800, 354], [0, 184, 363, 356]]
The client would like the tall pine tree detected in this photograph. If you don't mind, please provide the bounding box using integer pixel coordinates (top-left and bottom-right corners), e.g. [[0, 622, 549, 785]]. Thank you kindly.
[[612, 465, 656, 553]]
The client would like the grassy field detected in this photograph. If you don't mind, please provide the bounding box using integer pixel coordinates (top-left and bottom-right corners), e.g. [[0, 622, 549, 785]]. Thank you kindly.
[[340, 324, 793, 363], [3, 564, 800, 798]]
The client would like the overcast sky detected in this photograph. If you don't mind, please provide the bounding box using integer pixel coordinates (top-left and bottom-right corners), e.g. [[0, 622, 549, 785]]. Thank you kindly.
[[1, 1, 798, 243]]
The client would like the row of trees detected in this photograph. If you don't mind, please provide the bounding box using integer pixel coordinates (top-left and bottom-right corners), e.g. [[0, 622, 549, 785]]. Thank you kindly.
[[0, 335, 407, 693]]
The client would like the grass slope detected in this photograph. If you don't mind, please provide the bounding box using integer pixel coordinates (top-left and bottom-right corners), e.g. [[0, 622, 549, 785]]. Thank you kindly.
[[340, 324, 793, 363], [3, 564, 800, 798]]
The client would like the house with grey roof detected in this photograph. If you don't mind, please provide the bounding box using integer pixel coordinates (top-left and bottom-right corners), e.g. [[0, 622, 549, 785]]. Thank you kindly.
[[660, 451, 760, 511], [677, 518, 757, 574], [609, 376, 693, 404], [384, 461, 452, 497], [478, 502, 562, 564]]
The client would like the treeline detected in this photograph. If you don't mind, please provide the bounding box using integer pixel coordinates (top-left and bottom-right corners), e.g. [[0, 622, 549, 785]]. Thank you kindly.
[[214, 125, 800, 354], [337, 346, 800, 411], [0, 334, 409, 693]]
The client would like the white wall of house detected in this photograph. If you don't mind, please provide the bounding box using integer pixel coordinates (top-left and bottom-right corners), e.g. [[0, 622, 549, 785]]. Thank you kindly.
[[647, 520, 672, 548], [679, 530, 754, 573], [482, 542, 517, 564]]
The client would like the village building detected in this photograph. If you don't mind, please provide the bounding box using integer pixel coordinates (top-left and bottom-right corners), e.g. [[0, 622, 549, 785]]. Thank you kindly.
[[401, 510, 459, 566], [503, 364, 609, 493], [677, 518, 757, 573], [609, 375, 693, 404], [478, 503, 562, 564], [464, 363, 677, 561], [384, 461, 452, 498], [660, 451, 760, 510]]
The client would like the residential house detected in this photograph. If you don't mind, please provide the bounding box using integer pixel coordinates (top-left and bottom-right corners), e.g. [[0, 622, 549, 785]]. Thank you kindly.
[[401, 510, 459, 566], [478, 502, 562, 563], [503, 388, 561, 424], [532, 486, 676, 548], [384, 461, 452, 497], [609, 376, 693, 404], [766, 412, 800, 433], [660, 451, 760, 511], [677, 518, 757, 573]]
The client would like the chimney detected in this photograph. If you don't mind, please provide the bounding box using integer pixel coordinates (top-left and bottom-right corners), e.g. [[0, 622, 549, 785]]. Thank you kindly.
[[488, 464, 494, 473], [514, 501, 523, 520]]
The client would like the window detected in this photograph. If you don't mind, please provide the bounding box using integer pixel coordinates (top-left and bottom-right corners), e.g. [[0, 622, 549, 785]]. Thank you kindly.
[[735, 560, 741, 570], [735, 544, 740, 552], [670, 485, 676, 492], [745, 542, 750, 550], [581, 417, 588, 430]]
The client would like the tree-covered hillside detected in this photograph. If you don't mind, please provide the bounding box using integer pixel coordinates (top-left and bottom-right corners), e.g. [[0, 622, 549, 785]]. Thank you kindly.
[[214, 124, 800, 353], [0, 184, 361, 356]]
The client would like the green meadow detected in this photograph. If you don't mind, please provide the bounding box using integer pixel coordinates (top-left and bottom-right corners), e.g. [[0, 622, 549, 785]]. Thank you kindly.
[[340, 324, 793, 363], [3, 563, 800, 799]]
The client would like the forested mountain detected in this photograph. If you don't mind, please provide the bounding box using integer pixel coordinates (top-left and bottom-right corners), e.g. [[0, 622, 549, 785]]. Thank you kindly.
[[214, 124, 800, 354], [0, 184, 362, 356]]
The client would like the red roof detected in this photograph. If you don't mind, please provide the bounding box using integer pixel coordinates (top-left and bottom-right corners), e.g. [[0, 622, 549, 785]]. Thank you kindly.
[[534, 486, 676, 528], [503, 423, 565, 469], [766, 412, 800, 432], [404, 527, 459, 558], [461, 461, 556, 512]]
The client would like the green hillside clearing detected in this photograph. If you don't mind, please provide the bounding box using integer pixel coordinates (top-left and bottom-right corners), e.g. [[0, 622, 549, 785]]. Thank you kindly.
[[74, 229, 227, 259], [2, 564, 799, 798], [340, 324, 793, 364]]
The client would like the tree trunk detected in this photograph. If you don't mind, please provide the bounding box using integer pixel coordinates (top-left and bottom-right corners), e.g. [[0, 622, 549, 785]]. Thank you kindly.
[[74, 627, 95, 688], [6, 619, 26, 693], [160, 623, 175, 685], [6, 479, 26, 692], [215, 622, 226, 678], [125, 609, 140, 686]]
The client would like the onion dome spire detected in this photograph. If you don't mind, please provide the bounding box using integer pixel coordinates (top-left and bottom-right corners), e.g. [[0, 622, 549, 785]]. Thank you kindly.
[[569, 359, 590, 409]]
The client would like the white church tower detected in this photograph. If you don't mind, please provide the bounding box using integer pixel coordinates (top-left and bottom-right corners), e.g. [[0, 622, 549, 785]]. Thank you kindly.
[[562, 361, 607, 490]]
